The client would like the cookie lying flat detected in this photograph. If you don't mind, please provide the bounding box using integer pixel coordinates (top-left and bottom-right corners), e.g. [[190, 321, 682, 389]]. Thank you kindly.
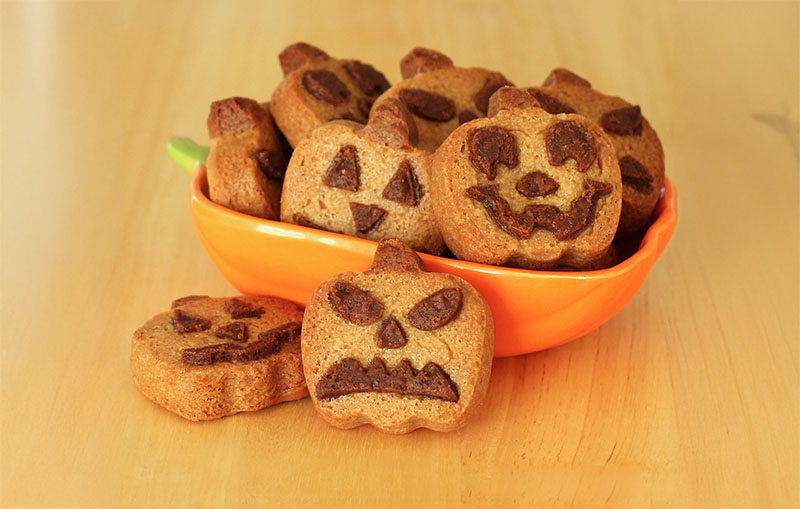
[[302, 238, 494, 433], [371, 47, 513, 151], [430, 87, 622, 270], [131, 295, 307, 421], [206, 97, 290, 220], [270, 42, 391, 147], [280, 98, 445, 255], [528, 68, 665, 232]]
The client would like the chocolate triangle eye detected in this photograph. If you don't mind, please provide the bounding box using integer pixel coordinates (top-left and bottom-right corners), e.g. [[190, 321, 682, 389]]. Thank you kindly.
[[328, 281, 383, 326], [323, 145, 360, 191], [408, 288, 463, 331], [382, 160, 423, 206], [376, 316, 407, 348]]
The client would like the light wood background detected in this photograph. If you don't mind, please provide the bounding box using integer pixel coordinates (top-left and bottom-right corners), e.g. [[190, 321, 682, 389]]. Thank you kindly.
[[1, 0, 798, 506]]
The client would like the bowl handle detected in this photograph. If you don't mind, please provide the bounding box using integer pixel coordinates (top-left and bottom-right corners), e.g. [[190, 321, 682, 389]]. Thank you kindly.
[[167, 137, 210, 175]]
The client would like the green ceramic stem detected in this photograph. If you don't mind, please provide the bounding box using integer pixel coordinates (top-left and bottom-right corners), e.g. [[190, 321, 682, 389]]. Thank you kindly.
[[167, 137, 210, 174]]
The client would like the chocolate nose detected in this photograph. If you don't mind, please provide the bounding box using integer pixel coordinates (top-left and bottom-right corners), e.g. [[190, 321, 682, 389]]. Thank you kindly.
[[376, 316, 407, 348], [516, 171, 559, 198], [350, 202, 387, 233]]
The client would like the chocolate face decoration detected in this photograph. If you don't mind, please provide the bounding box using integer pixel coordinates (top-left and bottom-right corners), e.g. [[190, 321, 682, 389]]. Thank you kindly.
[[280, 99, 444, 255], [318, 144, 424, 234], [464, 119, 612, 241], [316, 280, 463, 402], [280, 43, 389, 119], [173, 298, 302, 366], [428, 86, 622, 270], [301, 238, 494, 433]]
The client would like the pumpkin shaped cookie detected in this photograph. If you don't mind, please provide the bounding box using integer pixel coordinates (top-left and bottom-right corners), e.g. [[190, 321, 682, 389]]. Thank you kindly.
[[371, 47, 513, 151], [280, 99, 444, 254], [528, 68, 665, 232], [430, 87, 622, 269], [270, 42, 391, 147], [302, 238, 494, 433], [131, 295, 307, 421]]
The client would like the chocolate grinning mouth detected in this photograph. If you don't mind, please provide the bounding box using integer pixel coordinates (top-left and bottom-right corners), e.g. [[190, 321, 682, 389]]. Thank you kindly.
[[316, 357, 459, 402]]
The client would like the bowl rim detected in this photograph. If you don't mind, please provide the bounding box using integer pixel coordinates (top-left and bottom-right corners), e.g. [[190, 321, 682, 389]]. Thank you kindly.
[[189, 163, 677, 281]]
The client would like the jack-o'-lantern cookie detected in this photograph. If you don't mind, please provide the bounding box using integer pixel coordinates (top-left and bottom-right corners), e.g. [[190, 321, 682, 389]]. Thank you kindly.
[[302, 238, 494, 433], [430, 87, 622, 270], [206, 97, 290, 220], [371, 47, 513, 151], [528, 68, 665, 232], [131, 295, 307, 421], [280, 98, 445, 254], [270, 42, 391, 147]]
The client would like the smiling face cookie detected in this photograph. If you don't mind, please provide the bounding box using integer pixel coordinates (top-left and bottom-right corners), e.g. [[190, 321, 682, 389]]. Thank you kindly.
[[371, 47, 513, 152], [269, 42, 391, 147], [301, 238, 494, 433], [280, 99, 445, 254], [430, 87, 622, 270], [528, 68, 665, 233]]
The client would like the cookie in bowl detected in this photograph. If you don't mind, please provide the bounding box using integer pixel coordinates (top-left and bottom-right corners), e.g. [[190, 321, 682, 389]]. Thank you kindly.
[[430, 86, 622, 270], [206, 97, 290, 220], [131, 295, 307, 421], [528, 68, 665, 233], [301, 238, 494, 433], [280, 98, 445, 255], [270, 42, 391, 147], [371, 47, 513, 151]]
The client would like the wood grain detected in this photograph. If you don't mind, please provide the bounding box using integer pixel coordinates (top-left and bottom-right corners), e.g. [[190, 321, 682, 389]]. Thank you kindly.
[[1, 0, 797, 506]]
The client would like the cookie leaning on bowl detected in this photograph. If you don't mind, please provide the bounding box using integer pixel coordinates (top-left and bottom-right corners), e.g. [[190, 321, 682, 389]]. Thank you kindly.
[[270, 42, 391, 148], [302, 238, 494, 433], [528, 68, 665, 233], [130, 295, 307, 421], [280, 98, 445, 255], [371, 47, 513, 151], [430, 86, 622, 270], [206, 97, 290, 220]]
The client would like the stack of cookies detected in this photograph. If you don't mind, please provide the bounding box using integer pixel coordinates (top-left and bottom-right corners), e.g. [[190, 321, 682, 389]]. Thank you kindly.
[[204, 42, 665, 271]]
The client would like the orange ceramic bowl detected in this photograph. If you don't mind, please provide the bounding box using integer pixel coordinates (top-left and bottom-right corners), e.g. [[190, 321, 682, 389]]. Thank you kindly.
[[184, 160, 676, 357]]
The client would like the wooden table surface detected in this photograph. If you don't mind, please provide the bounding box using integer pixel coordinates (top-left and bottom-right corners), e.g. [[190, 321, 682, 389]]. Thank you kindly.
[[2, 1, 798, 506]]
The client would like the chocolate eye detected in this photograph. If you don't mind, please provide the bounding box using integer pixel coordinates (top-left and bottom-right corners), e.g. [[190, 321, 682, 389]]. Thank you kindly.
[[467, 126, 519, 180], [544, 120, 596, 172], [382, 160, 423, 207], [328, 281, 383, 326], [408, 288, 462, 331]]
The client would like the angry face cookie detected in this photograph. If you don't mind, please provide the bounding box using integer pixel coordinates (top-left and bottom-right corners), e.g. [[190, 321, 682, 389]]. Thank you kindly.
[[528, 68, 665, 232], [280, 99, 445, 254], [430, 87, 622, 270], [371, 47, 513, 151], [269, 42, 391, 147], [301, 238, 494, 433]]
